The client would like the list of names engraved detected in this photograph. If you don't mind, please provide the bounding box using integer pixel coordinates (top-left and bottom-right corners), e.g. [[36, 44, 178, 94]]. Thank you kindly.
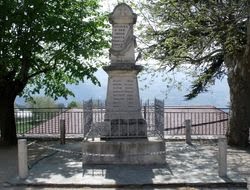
[[111, 78, 136, 108], [112, 24, 130, 50]]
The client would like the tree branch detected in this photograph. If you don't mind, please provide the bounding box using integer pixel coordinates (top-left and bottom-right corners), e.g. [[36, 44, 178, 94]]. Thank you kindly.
[[27, 44, 67, 80], [180, 49, 223, 64], [247, 0, 250, 45], [27, 66, 54, 80]]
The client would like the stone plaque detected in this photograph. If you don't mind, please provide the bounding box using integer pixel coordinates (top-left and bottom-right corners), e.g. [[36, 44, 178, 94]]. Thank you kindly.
[[111, 78, 136, 108], [112, 24, 130, 50], [105, 72, 140, 118]]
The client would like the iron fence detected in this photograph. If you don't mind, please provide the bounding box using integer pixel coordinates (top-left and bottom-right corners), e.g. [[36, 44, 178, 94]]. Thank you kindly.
[[15, 108, 83, 135], [15, 106, 229, 137], [143, 106, 229, 135]]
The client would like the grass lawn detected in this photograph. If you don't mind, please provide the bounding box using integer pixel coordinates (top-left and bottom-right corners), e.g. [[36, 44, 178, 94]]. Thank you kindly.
[[16, 122, 35, 133]]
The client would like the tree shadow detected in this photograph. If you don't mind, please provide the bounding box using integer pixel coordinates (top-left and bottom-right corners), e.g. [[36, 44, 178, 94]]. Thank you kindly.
[[82, 163, 172, 185], [13, 140, 173, 186], [8, 140, 248, 188]]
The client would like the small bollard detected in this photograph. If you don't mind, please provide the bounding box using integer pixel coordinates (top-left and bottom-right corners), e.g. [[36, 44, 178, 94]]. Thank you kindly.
[[218, 138, 227, 177], [18, 139, 28, 179], [60, 119, 66, 145], [185, 119, 192, 144]]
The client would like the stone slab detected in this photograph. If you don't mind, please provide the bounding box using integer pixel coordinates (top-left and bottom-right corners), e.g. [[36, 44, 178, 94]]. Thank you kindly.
[[99, 119, 147, 138], [82, 138, 165, 164], [110, 118, 147, 137]]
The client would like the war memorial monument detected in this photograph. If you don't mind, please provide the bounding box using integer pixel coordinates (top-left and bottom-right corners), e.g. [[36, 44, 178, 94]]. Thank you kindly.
[[82, 3, 165, 165]]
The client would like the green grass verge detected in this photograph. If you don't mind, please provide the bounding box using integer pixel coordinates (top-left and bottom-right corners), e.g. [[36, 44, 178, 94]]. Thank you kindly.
[[16, 122, 35, 133]]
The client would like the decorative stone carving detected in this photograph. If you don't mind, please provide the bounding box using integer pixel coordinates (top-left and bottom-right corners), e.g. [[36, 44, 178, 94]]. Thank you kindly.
[[109, 3, 137, 65]]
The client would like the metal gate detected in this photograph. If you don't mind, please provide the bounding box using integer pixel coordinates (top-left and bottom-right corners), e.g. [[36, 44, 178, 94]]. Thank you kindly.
[[154, 98, 164, 138]]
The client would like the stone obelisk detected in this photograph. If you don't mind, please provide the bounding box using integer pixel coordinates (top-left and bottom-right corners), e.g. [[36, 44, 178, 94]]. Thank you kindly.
[[82, 4, 165, 165], [103, 3, 146, 137]]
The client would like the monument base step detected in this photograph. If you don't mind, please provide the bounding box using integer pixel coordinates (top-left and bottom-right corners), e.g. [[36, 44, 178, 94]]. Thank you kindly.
[[82, 138, 165, 165], [100, 136, 147, 140]]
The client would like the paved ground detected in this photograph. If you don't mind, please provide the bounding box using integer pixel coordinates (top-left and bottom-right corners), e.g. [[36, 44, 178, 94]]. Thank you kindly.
[[0, 139, 249, 190]]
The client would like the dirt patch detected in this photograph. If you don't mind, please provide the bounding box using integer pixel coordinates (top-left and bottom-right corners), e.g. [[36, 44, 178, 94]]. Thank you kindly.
[[0, 145, 18, 186]]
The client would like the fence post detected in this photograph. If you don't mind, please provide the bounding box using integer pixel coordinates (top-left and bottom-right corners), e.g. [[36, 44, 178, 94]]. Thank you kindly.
[[143, 105, 146, 119], [185, 119, 192, 144], [18, 139, 28, 179], [218, 138, 227, 177], [60, 119, 66, 145]]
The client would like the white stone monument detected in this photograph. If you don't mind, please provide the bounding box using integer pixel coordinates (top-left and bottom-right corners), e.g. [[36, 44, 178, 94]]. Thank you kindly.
[[103, 3, 146, 137], [82, 4, 165, 165]]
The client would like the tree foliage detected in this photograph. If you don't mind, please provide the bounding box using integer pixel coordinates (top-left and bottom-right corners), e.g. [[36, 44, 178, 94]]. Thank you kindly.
[[67, 100, 81, 108], [0, 0, 109, 145], [134, 0, 248, 98], [0, 0, 109, 99], [133, 0, 250, 146], [26, 96, 57, 108]]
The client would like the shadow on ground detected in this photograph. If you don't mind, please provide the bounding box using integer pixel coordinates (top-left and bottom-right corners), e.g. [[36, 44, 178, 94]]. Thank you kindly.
[[2, 140, 248, 189]]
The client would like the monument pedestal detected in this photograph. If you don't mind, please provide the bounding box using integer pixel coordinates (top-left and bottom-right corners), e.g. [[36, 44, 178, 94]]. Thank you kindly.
[[103, 64, 147, 137], [82, 138, 165, 165]]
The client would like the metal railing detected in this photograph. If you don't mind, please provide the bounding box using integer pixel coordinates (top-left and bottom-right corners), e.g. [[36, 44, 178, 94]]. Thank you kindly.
[[15, 108, 83, 135], [143, 106, 229, 135], [15, 106, 229, 136]]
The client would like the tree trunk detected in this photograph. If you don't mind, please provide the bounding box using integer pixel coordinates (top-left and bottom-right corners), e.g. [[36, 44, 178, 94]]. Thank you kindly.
[[0, 88, 18, 146], [226, 49, 250, 147]]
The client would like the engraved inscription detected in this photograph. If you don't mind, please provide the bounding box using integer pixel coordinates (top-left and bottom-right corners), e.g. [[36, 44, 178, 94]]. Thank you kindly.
[[110, 78, 137, 109], [112, 24, 130, 50]]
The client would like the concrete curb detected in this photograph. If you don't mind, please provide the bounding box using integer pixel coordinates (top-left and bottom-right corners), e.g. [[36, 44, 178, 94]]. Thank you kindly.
[[9, 181, 248, 189]]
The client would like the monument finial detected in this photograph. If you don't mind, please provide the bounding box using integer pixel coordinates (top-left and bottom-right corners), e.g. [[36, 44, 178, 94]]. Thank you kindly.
[[108, 3, 137, 65], [109, 3, 137, 24]]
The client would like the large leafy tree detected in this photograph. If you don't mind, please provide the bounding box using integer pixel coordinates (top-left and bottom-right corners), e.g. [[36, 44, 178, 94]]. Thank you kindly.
[[135, 0, 249, 146], [0, 0, 108, 145]]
